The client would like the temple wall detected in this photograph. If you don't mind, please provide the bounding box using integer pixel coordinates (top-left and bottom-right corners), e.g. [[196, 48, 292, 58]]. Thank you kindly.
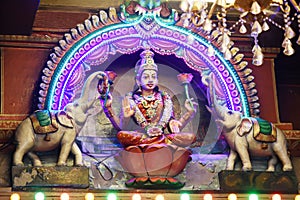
[[0, 9, 300, 187], [244, 57, 280, 123], [277, 84, 300, 129], [1, 47, 51, 114]]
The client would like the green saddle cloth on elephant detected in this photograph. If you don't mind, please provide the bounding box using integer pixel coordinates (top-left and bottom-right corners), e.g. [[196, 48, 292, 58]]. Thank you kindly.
[[252, 118, 277, 143], [30, 110, 59, 134]]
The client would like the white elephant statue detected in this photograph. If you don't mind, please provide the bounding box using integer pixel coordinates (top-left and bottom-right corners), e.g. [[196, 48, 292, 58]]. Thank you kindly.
[[205, 78, 293, 172], [13, 110, 83, 166], [13, 71, 108, 166]]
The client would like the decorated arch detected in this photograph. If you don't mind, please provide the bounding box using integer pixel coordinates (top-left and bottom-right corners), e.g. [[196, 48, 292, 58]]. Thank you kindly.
[[38, 1, 259, 118]]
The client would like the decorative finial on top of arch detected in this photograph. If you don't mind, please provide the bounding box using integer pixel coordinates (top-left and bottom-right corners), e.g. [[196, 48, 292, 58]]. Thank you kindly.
[[120, 0, 178, 24], [137, 0, 161, 10]]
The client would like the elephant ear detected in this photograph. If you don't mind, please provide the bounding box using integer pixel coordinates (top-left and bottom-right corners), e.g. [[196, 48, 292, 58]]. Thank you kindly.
[[236, 118, 253, 137], [56, 110, 74, 128]]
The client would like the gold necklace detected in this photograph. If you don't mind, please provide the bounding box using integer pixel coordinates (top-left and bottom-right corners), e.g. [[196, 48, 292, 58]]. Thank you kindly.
[[142, 94, 155, 101]]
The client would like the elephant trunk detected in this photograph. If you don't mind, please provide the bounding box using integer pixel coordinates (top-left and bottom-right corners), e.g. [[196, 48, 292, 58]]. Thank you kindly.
[[208, 78, 225, 120], [78, 71, 108, 109], [64, 71, 109, 132]]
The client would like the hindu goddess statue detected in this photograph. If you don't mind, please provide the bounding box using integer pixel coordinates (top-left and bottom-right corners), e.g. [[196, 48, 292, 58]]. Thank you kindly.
[[98, 49, 197, 188], [100, 49, 196, 147]]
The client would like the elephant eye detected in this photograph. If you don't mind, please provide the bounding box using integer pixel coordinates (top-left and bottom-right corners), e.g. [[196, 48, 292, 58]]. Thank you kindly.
[[227, 110, 233, 115]]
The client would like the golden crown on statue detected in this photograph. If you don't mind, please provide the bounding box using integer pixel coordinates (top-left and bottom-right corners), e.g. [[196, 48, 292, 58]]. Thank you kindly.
[[135, 49, 158, 77]]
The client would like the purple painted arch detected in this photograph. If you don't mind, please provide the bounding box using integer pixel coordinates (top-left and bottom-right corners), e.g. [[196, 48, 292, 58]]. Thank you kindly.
[[40, 17, 252, 117]]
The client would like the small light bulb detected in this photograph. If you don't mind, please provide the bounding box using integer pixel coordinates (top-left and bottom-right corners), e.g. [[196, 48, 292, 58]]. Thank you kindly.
[[132, 194, 141, 200], [85, 193, 95, 200], [228, 193, 237, 200], [60, 193, 70, 200], [107, 193, 117, 200], [272, 194, 281, 200], [249, 194, 258, 200], [10, 193, 20, 200], [295, 194, 300, 200], [204, 194, 213, 200], [155, 194, 165, 200], [35, 192, 45, 200], [181, 193, 190, 200]]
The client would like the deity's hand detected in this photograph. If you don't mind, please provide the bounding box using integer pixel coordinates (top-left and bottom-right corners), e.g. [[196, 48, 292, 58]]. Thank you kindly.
[[184, 98, 198, 113], [122, 96, 135, 118], [146, 126, 163, 137], [169, 119, 182, 133]]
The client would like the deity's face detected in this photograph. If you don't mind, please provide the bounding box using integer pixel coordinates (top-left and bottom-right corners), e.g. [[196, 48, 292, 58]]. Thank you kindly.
[[137, 69, 158, 92]]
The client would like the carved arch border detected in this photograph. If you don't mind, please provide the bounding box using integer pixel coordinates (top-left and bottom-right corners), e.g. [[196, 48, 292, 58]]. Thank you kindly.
[[38, 7, 259, 117]]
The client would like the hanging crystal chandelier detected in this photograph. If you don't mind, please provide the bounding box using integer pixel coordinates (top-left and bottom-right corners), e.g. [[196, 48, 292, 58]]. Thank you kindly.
[[179, 0, 300, 66]]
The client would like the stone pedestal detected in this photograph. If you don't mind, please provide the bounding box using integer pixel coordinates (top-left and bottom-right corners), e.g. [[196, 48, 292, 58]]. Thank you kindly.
[[0, 147, 13, 187], [218, 170, 298, 193], [12, 166, 89, 189]]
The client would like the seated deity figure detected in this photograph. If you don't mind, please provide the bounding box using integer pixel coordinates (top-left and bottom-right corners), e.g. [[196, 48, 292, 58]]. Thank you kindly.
[[99, 49, 197, 148]]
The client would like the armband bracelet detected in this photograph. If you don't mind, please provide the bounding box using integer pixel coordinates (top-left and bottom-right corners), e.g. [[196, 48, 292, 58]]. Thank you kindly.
[[145, 125, 150, 132], [157, 125, 164, 131], [103, 105, 112, 111], [158, 122, 167, 129], [140, 121, 147, 128], [182, 112, 191, 121]]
